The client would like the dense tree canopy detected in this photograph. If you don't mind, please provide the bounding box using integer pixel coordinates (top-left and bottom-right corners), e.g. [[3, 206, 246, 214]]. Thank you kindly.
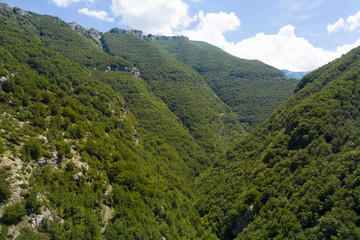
[[0, 7, 217, 239], [196, 46, 360, 240], [154, 39, 297, 128], [102, 30, 247, 160], [2, 2, 360, 240]]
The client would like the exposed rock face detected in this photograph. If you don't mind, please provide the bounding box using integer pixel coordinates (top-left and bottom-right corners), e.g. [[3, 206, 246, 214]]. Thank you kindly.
[[120, 66, 140, 78], [68, 22, 85, 33], [0, 76, 8, 84], [31, 208, 53, 228], [15, 9, 30, 16], [110, 28, 189, 41], [105, 66, 140, 78], [68, 22, 103, 42], [231, 204, 254, 236], [110, 28, 144, 39], [0, 1, 31, 16], [88, 28, 101, 41], [145, 34, 189, 41], [0, 1, 13, 11]]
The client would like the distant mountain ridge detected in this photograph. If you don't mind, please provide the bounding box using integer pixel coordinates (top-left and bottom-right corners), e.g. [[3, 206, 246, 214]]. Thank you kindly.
[[0, 0, 30, 15], [110, 28, 190, 41], [154, 39, 298, 127], [282, 69, 309, 79]]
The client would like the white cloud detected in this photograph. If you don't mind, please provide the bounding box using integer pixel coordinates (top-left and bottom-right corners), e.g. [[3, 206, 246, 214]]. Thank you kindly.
[[278, 0, 324, 12], [327, 18, 345, 33], [335, 38, 360, 54], [347, 11, 360, 31], [77, 0, 358, 72], [181, 11, 240, 48], [220, 25, 360, 72], [110, 0, 192, 35], [51, 0, 94, 7], [278, 0, 302, 11], [78, 8, 115, 22], [181, 13, 348, 71], [175, 8, 360, 71], [52, 0, 80, 7], [328, 10, 360, 33]]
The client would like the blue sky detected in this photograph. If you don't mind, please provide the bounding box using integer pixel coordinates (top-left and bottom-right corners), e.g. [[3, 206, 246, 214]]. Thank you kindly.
[[4, 0, 360, 71]]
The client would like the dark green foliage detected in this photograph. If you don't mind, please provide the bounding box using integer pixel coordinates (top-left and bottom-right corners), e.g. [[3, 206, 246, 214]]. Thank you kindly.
[[92, 70, 210, 175], [0, 226, 9, 240], [0, 7, 219, 239], [0, 171, 11, 203], [2, 203, 26, 225], [197, 46, 360, 239], [5, 2, 355, 239], [22, 138, 43, 161], [155, 40, 298, 127], [9, 12, 133, 71], [15, 227, 49, 240], [0, 181, 11, 204], [102, 31, 247, 160], [25, 190, 42, 214]]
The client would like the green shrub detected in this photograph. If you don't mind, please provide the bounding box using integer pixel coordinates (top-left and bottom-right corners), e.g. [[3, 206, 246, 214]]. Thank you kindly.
[[2, 202, 26, 225], [0, 180, 11, 203], [22, 138, 42, 161]]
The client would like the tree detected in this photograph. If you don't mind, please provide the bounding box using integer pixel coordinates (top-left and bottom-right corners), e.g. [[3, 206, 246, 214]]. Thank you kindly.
[[0, 179, 11, 203], [2, 202, 26, 225], [22, 138, 42, 161]]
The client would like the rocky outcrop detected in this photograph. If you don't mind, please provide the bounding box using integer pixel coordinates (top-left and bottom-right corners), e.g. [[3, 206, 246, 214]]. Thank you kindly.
[[231, 204, 254, 236], [68, 22, 102, 42], [145, 34, 189, 41], [68, 22, 85, 33], [120, 66, 140, 78], [88, 28, 101, 41], [0, 1, 31, 16], [110, 29, 144, 39], [0, 75, 8, 84], [105, 66, 140, 78], [0, 1, 12, 11], [15, 9, 30, 16], [110, 28, 189, 41]]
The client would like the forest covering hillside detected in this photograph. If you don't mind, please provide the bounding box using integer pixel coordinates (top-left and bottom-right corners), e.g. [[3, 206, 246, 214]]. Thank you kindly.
[[101, 30, 247, 160], [3, 1, 360, 240], [0, 5, 218, 239], [154, 40, 298, 127], [196, 45, 360, 239]]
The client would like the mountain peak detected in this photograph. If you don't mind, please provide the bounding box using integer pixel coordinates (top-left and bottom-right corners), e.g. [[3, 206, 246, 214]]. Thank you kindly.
[[0, 1, 30, 16], [282, 69, 309, 79], [110, 28, 189, 41], [68, 22, 102, 42]]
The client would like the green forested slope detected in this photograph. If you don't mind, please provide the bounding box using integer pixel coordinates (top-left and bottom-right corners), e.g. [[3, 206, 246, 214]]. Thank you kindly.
[[92, 70, 210, 175], [3, 9, 132, 70], [6, 7, 212, 175], [196, 46, 360, 239], [102, 30, 247, 160], [0, 7, 217, 239], [155, 39, 298, 128], [5, 2, 360, 240]]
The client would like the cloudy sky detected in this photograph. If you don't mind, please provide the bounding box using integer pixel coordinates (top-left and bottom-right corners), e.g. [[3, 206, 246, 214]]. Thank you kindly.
[[5, 0, 360, 71]]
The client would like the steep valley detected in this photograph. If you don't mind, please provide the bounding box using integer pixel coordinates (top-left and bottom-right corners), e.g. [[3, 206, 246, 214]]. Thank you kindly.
[[1, 2, 360, 240]]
